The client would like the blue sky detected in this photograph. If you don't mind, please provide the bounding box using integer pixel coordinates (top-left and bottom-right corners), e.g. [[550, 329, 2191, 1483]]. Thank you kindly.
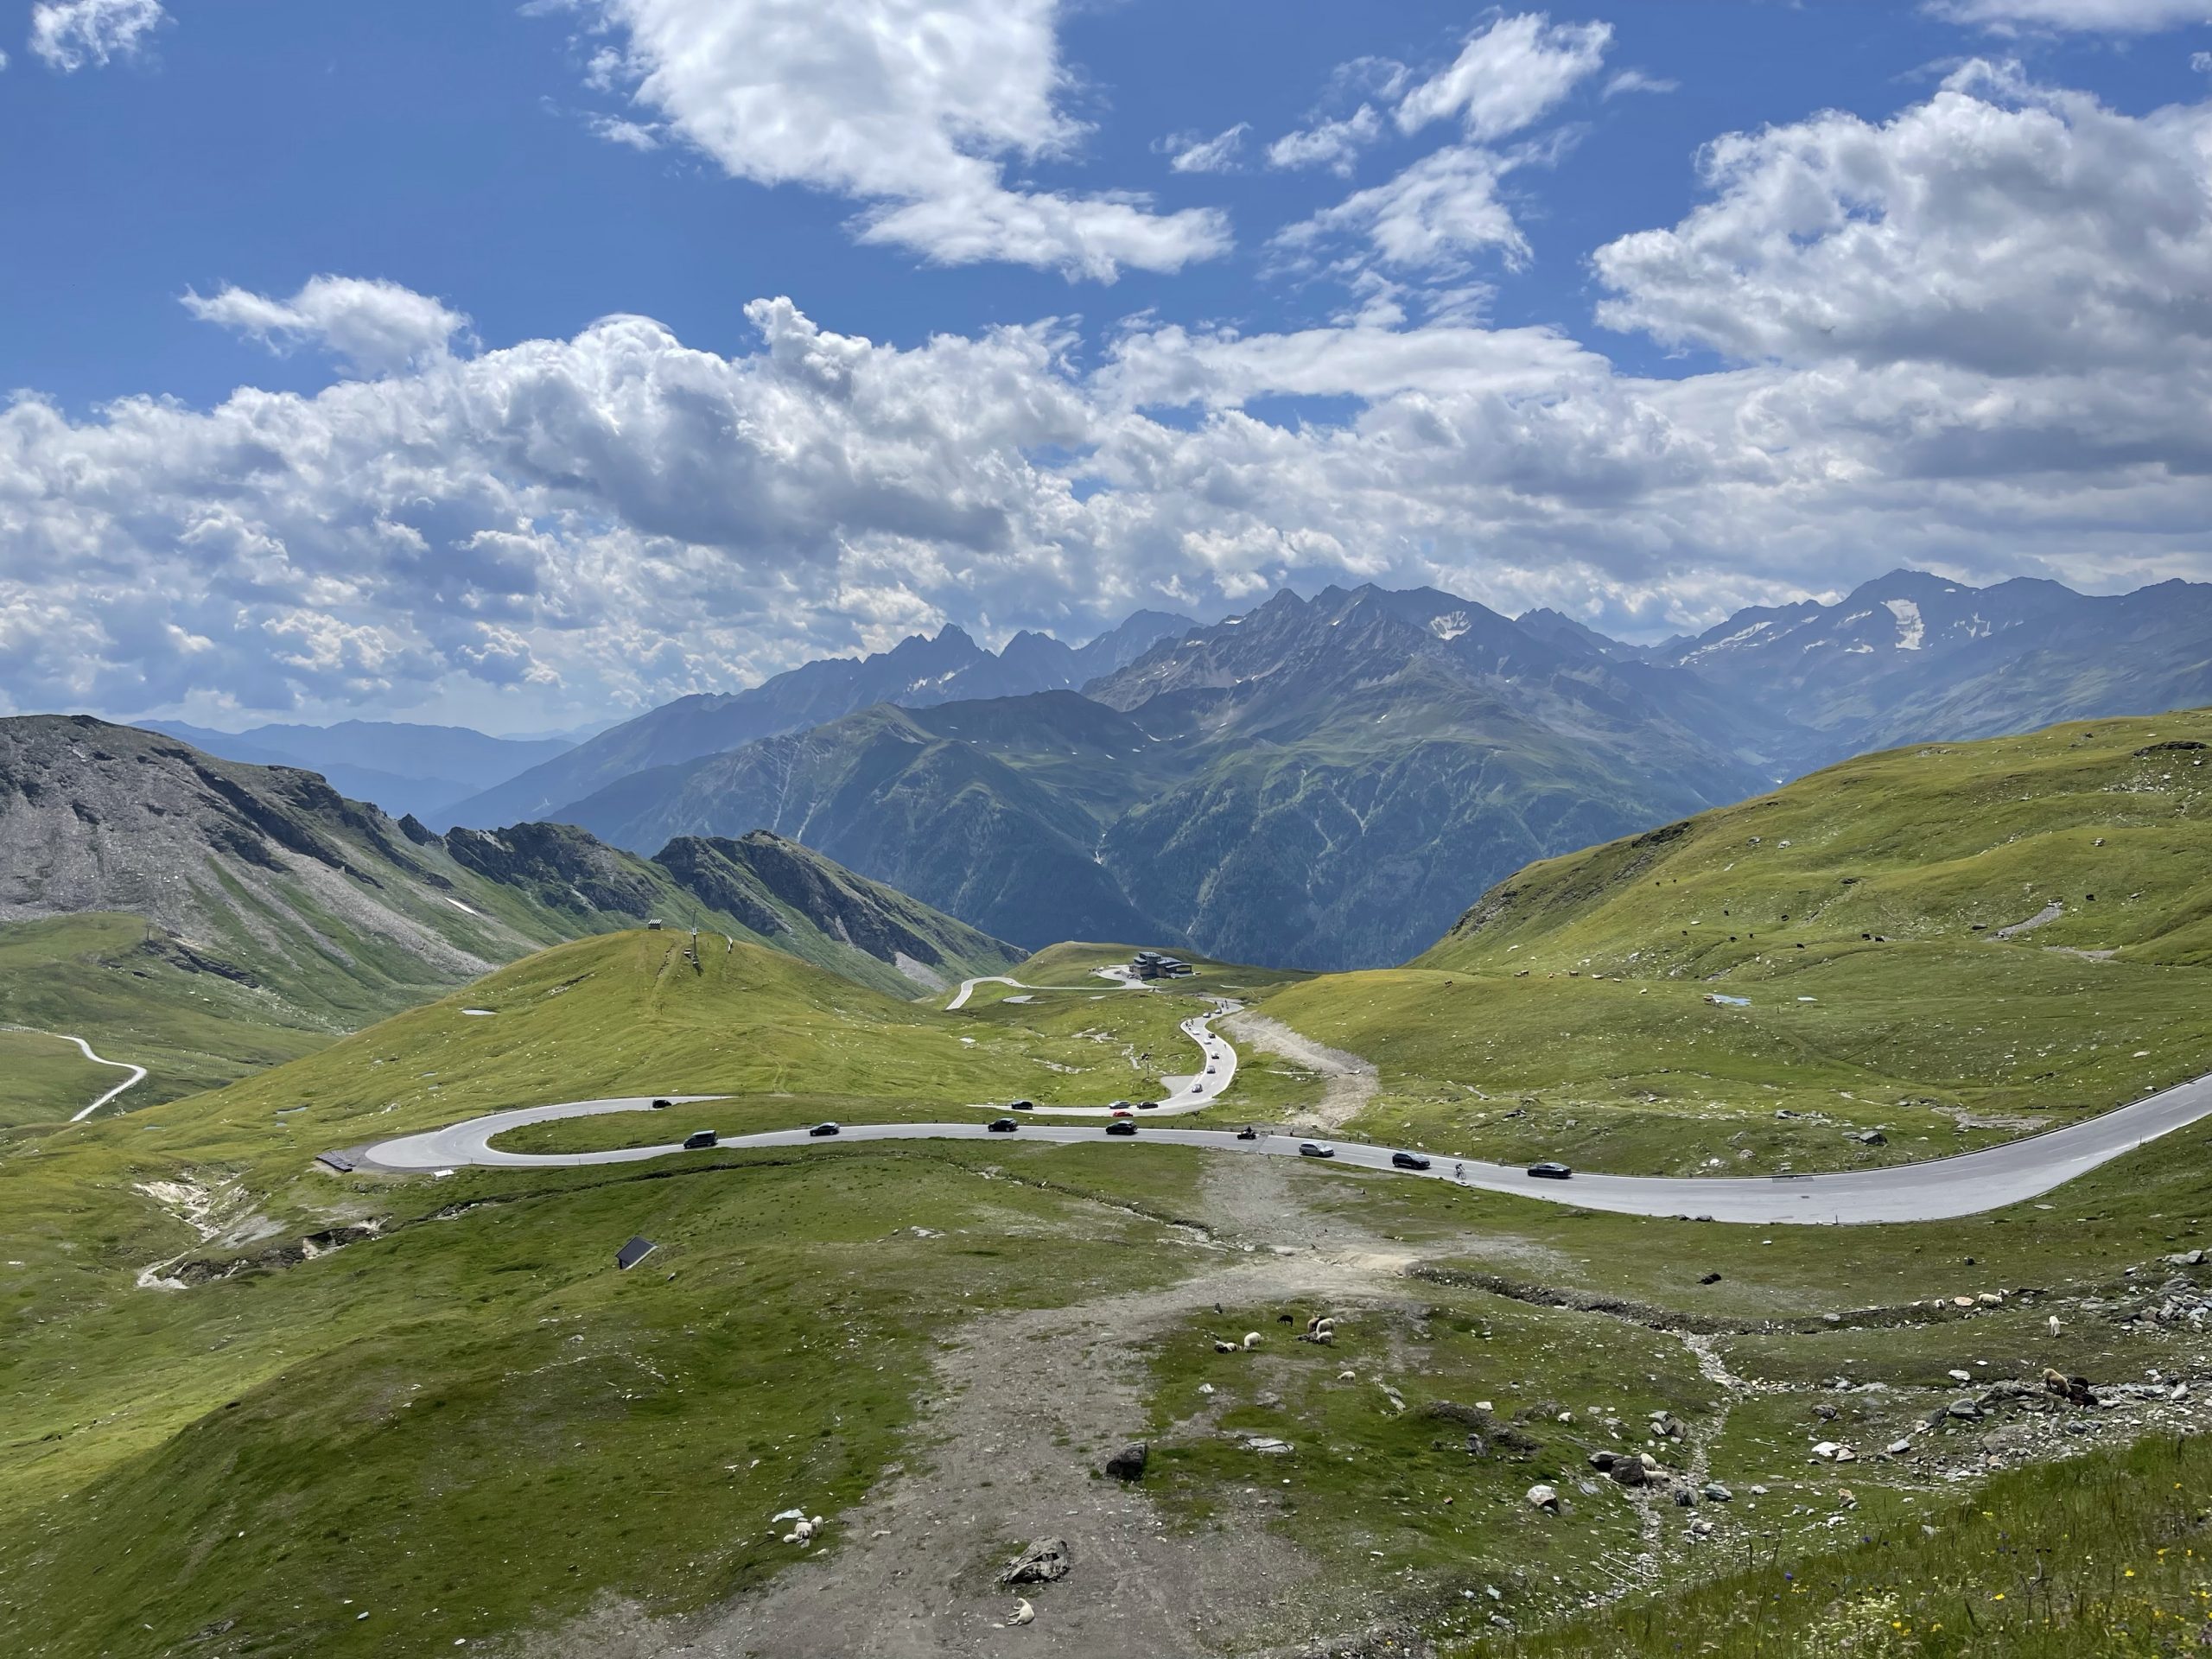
[[5, 0, 2212, 730]]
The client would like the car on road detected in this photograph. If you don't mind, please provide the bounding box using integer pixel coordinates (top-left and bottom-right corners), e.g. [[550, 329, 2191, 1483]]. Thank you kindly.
[[1137, 1100, 1160, 1109], [1527, 1160, 1573, 1180], [808, 1122, 841, 1137], [683, 1129, 717, 1149], [651, 1097, 671, 1109], [1236, 1126, 1259, 1141], [1110, 1100, 1135, 1112], [987, 1117, 1019, 1134], [1298, 1141, 1336, 1159], [1191, 1083, 1204, 1093], [1007, 1099, 1035, 1111], [1391, 1151, 1432, 1171], [1105, 1120, 1137, 1136]]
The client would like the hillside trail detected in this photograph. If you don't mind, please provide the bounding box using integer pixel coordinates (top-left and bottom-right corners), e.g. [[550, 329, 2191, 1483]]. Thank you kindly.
[[532, 1154, 1427, 1659], [1220, 1012, 1377, 1133]]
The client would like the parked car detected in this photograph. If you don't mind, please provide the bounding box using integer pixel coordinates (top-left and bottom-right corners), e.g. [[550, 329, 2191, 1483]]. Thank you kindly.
[[1298, 1141, 1336, 1159], [1391, 1151, 1432, 1171], [683, 1129, 717, 1150], [651, 1097, 672, 1109], [1007, 1099, 1035, 1111], [808, 1122, 841, 1137], [1106, 1120, 1138, 1136], [1236, 1126, 1259, 1141], [1109, 1100, 1135, 1113], [987, 1117, 1019, 1134], [1527, 1160, 1573, 1180]]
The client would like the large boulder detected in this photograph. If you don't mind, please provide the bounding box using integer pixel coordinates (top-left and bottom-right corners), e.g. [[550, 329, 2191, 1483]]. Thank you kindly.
[[1103, 1442, 1148, 1481], [1001, 1539, 1072, 1586]]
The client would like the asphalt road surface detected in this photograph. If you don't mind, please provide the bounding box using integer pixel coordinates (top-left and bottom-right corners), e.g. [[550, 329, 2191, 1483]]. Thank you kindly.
[[347, 1007, 2212, 1224]]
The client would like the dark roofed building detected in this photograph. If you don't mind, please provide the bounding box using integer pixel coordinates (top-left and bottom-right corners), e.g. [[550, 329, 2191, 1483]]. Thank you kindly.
[[616, 1236, 658, 1271]]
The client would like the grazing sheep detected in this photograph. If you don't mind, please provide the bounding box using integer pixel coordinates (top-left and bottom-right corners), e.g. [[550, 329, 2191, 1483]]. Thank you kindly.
[[1243, 1332, 1263, 1350], [783, 1516, 823, 1546], [1213, 1339, 1237, 1354], [1313, 1317, 1336, 1344], [2048, 1314, 2063, 1337]]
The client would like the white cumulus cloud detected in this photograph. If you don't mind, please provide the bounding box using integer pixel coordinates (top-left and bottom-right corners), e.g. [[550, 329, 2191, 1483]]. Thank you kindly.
[[1395, 12, 1611, 142], [1592, 61, 2212, 377], [182, 276, 474, 378], [1267, 105, 1385, 175], [567, 0, 1230, 281], [29, 0, 166, 71]]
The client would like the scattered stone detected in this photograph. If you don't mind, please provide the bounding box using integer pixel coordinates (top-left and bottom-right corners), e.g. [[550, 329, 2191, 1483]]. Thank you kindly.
[[1948, 1369, 1973, 1382], [1002, 1539, 1071, 1586], [1947, 1401, 1981, 1420], [1103, 1443, 1147, 1482], [1525, 1484, 1561, 1513], [1698, 1271, 1722, 1285], [1588, 1450, 1618, 1471], [1702, 1482, 1733, 1502], [1672, 1487, 1697, 1508], [1243, 1436, 1294, 1456], [1887, 1439, 1913, 1456], [1812, 1441, 1842, 1459], [1689, 1517, 1715, 1538], [1609, 1459, 1647, 1488]]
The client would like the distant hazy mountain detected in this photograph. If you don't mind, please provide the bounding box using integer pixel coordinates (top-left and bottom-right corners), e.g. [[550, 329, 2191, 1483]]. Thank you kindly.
[[559, 588, 1770, 965], [1639, 570, 2212, 766], [442, 610, 1195, 831], [0, 718, 1019, 1043], [141, 719, 573, 826]]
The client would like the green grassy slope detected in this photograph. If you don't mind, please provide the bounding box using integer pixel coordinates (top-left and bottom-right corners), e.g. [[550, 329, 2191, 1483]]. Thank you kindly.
[[0, 719, 1020, 1123], [0, 928, 1239, 1657], [1250, 712, 2212, 1174], [0, 914, 333, 1117]]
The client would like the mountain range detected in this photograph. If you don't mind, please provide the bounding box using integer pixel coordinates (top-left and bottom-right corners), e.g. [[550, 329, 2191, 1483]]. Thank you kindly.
[[0, 717, 1019, 1059], [440, 608, 1195, 830]]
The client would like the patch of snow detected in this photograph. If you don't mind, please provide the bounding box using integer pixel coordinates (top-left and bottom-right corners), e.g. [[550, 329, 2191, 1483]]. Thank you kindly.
[[1842, 610, 1874, 624], [461, 1008, 497, 1017], [443, 896, 480, 915], [1845, 643, 1874, 654], [1682, 620, 1774, 664], [1429, 610, 1471, 642], [1883, 598, 1925, 650]]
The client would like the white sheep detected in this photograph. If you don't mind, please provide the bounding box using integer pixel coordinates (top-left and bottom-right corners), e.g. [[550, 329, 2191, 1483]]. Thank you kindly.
[[1242, 1332, 1262, 1350], [1006, 1598, 1035, 1627], [2048, 1314, 2063, 1337], [1313, 1317, 1336, 1344], [782, 1515, 823, 1546], [1213, 1338, 1237, 1353]]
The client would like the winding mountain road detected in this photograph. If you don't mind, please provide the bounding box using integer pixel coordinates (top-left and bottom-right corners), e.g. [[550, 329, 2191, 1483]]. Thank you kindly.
[[346, 997, 2212, 1224], [44, 1033, 149, 1122]]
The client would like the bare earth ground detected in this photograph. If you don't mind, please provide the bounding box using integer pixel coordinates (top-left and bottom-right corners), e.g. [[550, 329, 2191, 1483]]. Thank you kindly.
[[526, 1154, 1428, 1659], [1219, 1013, 1378, 1134]]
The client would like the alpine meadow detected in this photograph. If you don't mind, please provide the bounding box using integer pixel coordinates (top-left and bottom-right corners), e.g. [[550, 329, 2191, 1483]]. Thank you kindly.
[[9, 3, 2212, 1656]]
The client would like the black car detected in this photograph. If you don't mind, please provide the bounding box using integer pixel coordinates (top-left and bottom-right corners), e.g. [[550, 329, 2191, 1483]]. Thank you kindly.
[[807, 1122, 841, 1137], [651, 1097, 672, 1109], [683, 1129, 717, 1150], [1007, 1099, 1035, 1111], [1527, 1160, 1573, 1180], [986, 1116, 1019, 1133], [1391, 1151, 1432, 1171], [1137, 1100, 1160, 1109], [1105, 1120, 1138, 1136]]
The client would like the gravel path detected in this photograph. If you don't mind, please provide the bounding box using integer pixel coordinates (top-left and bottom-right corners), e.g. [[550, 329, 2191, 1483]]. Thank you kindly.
[[529, 1158, 1427, 1659]]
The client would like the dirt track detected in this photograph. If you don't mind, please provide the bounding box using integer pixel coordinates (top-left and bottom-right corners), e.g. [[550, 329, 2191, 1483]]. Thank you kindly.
[[530, 1156, 1426, 1659]]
